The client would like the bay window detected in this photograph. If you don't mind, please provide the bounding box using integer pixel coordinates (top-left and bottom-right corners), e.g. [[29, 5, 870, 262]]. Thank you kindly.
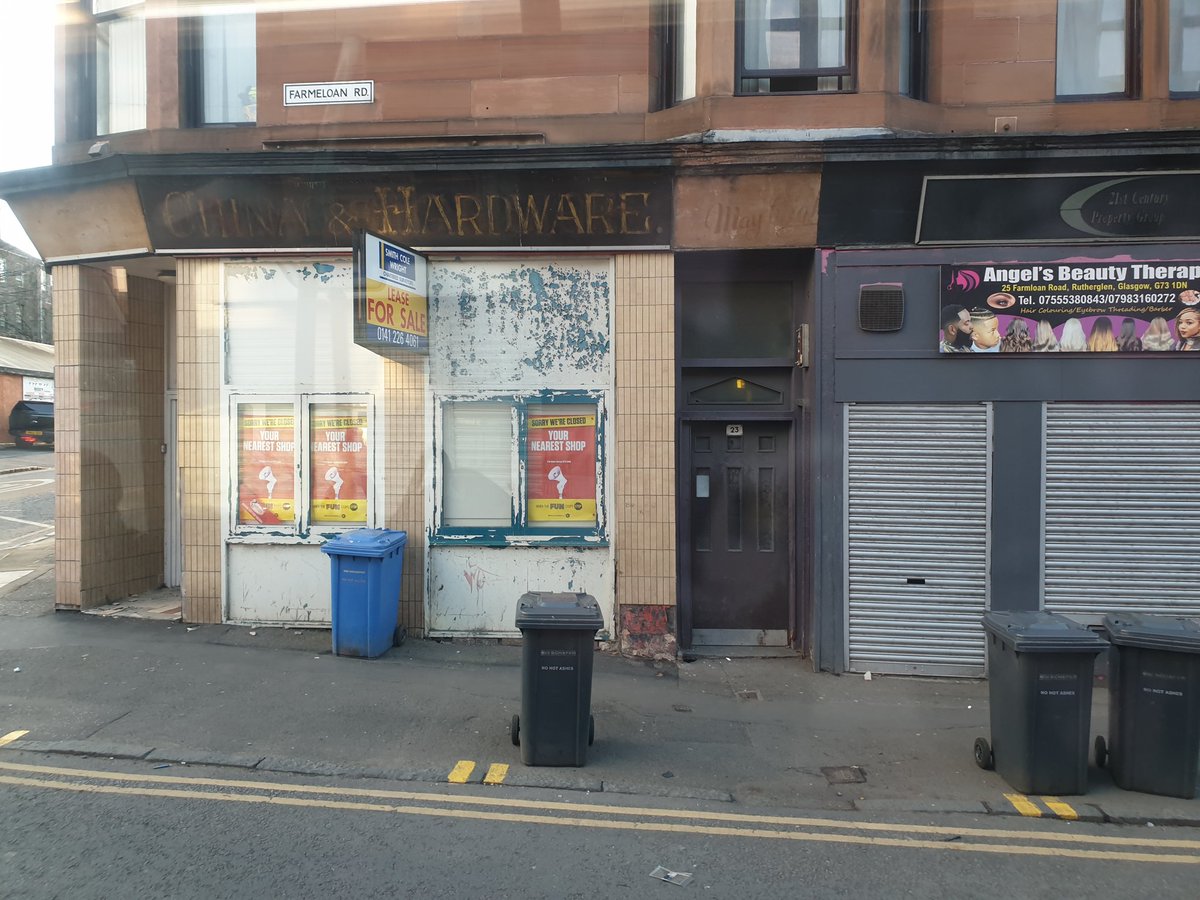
[[899, 0, 929, 101], [659, 0, 698, 108], [182, 9, 257, 125], [93, 0, 146, 133], [1171, 0, 1200, 96], [738, 0, 852, 94], [1056, 0, 1131, 99]]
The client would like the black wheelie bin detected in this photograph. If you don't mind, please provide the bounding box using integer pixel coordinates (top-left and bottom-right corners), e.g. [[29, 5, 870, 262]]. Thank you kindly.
[[976, 610, 1108, 795], [511, 592, 603, 767], [1097, 613, 1200, 799]]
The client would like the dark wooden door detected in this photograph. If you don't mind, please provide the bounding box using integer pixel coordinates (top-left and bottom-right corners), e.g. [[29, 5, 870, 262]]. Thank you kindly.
[[687, 421, 791, 640]]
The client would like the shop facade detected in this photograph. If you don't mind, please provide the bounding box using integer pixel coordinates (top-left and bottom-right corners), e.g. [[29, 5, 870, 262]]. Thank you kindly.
[[9, 135, 1200, 674], [6, 153, 679, 652], [810, 140, 1200, 676]]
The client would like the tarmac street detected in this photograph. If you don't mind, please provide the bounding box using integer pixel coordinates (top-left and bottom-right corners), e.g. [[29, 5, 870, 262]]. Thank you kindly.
[[1, 442, 1199, 885], [2, 751, 1200, 898]]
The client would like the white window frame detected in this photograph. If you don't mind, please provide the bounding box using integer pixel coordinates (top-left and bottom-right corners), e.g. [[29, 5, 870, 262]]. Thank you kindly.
[[737, 0, 852, 94], [1171, 0, 1200, 96], [93, 0, 147, 134], [228, 392, 378, 542], [431, 391, 609, 546]]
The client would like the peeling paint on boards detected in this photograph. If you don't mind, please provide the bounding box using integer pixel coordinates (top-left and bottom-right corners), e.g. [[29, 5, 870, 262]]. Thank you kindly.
[[428, 547, 613, 637], [227, 261, 349, 285], [430, 260, 611, 385], [226, 543, 332, 625], [425, 259, 614, 636]]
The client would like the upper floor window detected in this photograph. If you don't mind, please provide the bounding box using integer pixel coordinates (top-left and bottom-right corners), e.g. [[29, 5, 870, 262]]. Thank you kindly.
[[1171, 0, 1200, 95], [899, 0, 929, 101], [659, 0, 697, 108], [182, 10, 257, 125], [93, 0, 146, 134], [737, 0, 853, 94], [1056, 0, 1132, 100]]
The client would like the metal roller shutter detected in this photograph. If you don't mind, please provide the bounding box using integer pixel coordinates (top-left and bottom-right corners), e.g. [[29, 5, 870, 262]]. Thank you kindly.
[[1044, 403, 1200, 623], [846, 404, 990, 677]]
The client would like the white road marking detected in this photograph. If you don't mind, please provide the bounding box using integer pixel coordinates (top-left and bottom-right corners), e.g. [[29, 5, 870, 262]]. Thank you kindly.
[[0, 514, 54, 529], [0, 570, 32, 589]]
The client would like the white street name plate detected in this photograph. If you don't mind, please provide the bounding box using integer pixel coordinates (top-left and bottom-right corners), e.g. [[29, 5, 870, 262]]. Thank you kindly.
[[284, 81, 375, 106]]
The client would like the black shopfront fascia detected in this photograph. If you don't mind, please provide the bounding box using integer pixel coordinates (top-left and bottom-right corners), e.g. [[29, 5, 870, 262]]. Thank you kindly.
[[816, 133, 1200, 249], [0, 147, 675, 259]]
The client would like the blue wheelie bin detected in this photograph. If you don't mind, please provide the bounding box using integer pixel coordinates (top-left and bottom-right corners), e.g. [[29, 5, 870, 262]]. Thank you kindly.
[[320, 529, 407, 658]]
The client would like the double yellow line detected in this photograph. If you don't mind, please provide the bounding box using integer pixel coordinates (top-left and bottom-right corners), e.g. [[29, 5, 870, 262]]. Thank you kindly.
[[1, 757, 1199, 865]]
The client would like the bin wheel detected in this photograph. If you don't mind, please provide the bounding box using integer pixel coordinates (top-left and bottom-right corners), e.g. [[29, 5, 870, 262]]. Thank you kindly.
[[973, 737, 994, 771], [511, 714, 520, 747], [589, 714, 595, 746], [1095, 735, 1108, 769], [393, 625, 408, 648]]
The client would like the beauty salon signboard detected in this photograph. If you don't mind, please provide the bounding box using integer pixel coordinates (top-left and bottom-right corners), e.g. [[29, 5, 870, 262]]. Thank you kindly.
[[939, 261, 1200, 353]]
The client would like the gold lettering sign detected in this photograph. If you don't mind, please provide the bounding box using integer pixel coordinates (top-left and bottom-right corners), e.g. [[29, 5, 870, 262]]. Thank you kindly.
[[146, 173, 668, 249]]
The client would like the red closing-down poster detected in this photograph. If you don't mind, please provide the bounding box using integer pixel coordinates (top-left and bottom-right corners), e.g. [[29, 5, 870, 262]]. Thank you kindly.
[[238, 407, 296, 525], [309, 407, 369, 524], [526, 412, 596, 524]]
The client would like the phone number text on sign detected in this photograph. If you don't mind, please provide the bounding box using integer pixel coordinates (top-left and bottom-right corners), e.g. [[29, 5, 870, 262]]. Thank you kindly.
[[1036, 293, 1179, 305]]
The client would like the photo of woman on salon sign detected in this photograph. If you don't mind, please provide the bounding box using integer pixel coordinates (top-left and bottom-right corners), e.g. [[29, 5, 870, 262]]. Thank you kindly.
[[1175, 307, 1200, 351]]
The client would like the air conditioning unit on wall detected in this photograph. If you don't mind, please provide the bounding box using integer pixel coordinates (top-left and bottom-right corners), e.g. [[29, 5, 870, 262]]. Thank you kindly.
[[857, 284, 905, 333]]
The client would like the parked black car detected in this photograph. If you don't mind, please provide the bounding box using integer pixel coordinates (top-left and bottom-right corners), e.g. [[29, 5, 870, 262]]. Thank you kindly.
[[9, 401, 53, 448]]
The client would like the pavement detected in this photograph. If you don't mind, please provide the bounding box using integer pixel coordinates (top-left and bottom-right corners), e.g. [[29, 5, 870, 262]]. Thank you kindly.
[[2, 610, 1199, 828], [0, 447, 1197, 828]]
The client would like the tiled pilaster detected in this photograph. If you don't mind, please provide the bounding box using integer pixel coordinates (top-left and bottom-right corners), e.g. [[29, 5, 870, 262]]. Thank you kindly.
[[176, 258, 223, 623], [384, 357, 427, 635], [614, 253, 676, 609], [53, 265, 166, 609]]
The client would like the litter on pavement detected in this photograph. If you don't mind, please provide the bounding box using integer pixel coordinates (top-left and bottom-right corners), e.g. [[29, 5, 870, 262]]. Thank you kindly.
[[649, 866, 693, 887]]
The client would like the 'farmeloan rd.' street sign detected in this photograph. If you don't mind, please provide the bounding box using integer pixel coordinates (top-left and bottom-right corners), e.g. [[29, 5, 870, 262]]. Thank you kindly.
[[283, 81, 375, 106]]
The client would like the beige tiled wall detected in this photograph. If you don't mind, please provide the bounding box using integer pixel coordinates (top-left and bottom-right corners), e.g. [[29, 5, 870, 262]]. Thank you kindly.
[[614, 253, 676, 608], [53, 265, 165, 610], [175, 258, 223, 623], [384, 358, 427, 635]]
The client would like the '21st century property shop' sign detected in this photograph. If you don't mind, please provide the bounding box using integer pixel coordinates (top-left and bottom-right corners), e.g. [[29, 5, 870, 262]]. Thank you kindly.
[[353, 230, 429, 359]]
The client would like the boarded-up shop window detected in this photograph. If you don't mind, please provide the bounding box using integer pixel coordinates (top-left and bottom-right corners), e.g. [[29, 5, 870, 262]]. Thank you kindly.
[[442, 402, 515, 528], [436, 395, 604, 540], [224, 260, 381, 391]]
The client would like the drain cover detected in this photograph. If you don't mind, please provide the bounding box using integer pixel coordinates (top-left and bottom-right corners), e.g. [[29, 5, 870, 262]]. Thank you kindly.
[[821, 766, 867, 784], [735, 690, 762, 701]]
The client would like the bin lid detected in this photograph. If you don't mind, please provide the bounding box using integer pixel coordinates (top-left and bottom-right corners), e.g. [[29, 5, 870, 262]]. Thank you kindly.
[[515, 592, 603, 631], [982, 610, 1108, 653], [320, 528, 408, 558], [1103, 613, 1200, 653]]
